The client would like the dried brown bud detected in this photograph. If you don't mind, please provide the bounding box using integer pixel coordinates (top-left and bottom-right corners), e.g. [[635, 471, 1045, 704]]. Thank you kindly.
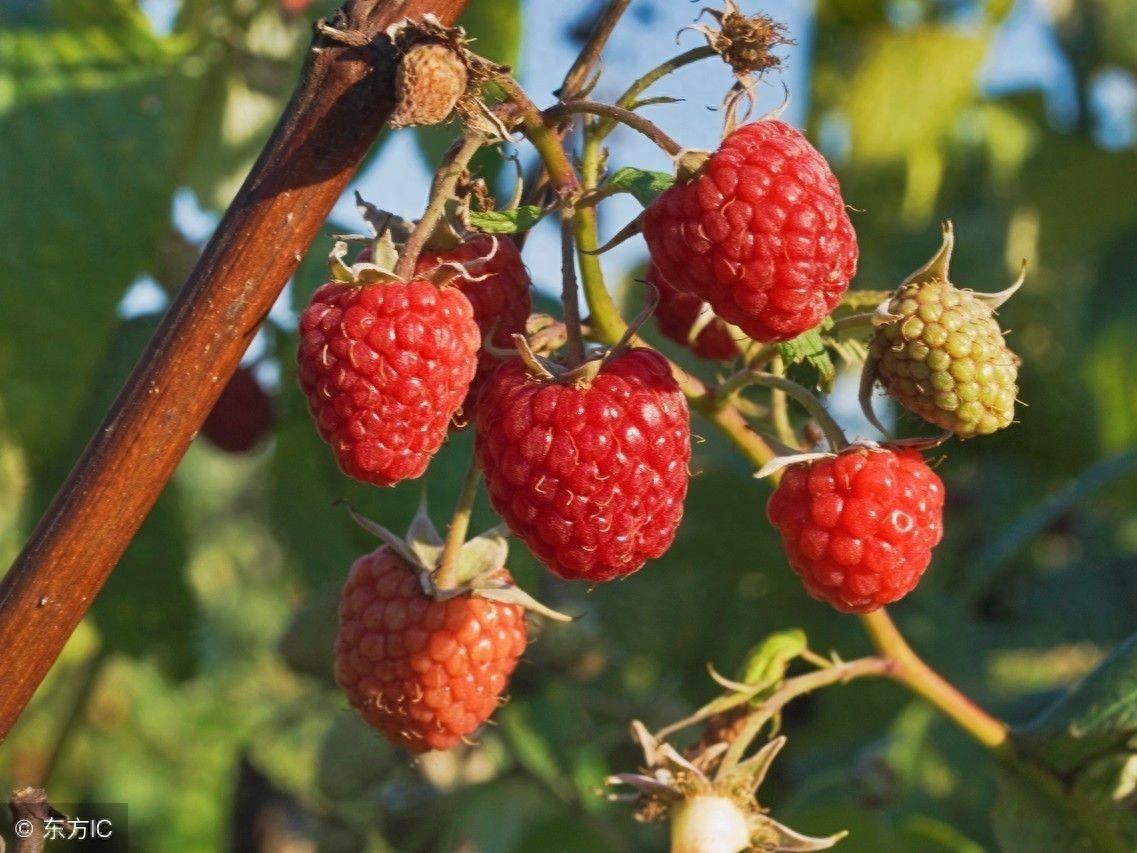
[[389, 42, 468, 128]]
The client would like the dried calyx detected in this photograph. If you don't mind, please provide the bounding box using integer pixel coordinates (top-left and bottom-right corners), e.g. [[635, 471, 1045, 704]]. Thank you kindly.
[[607, 722, 846, 852], [346, 502, 572, 622]]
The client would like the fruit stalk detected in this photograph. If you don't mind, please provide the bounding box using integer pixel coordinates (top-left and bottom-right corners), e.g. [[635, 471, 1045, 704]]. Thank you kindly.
[[393, 131, 486, 280], [713, 656, 891, 779], [717, 369, 847, 451], [0, 0, 473, 741], [434, 461, 482, 591]]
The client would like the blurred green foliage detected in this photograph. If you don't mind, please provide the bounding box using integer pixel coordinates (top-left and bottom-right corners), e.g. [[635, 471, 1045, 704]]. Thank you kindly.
[[1, 0, 1136, 850]]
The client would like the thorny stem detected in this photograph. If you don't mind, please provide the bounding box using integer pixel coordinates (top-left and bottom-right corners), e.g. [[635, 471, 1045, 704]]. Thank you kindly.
[[715, 656, 892, 780], [558, 0, 631, 101], [394, 133, 485, 280], [597, 46, 717, 140], [860, 609, 1008, 749], [560, 215, 586, 366], [545, 101, 683, 157], [434, 461, 482, 591], [717, 370, 847, 451]]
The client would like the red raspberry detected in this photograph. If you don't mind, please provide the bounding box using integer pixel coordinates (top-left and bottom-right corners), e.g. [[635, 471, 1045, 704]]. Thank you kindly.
[[475, 349, 690, 582], [642, 120, 858, 342], [200, 366, 273, 453], [648, 262, 738, 361], [766, 447, 944, 613], [334, 548, 527, 752], [417, 235, 532, 415], [297, 278, 479, 486]]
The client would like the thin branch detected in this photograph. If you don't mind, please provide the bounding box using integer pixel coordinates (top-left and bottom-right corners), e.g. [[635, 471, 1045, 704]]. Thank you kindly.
[[860, 610, 1008, 749], [597, 46, 716, 140], [717, 370, 848, 452], [546, 100, 683, 157], [558, 0, 631, 101], [0, 0, 475, 741]]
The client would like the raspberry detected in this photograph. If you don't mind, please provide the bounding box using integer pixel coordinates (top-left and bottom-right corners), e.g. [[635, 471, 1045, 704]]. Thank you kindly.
[[766, 446, 945, 613], [418, 235, 532, 415], [865, 226, 1021, 438], [297, 278, 479, 486], [200, 366, 273, 453], [642, 120, 857, 342], [334, 548, 527, 752], [475, 349, 691, 582], [648, 263, 738, 361]]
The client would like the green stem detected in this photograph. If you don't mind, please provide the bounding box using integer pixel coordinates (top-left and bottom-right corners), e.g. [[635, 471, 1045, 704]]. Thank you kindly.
[[861, 609, 1008, 749], [433, 462, 482, 591], [718, 370, 847, 451], [715, 656, 891, 780], [597, 46, 716, 141], [393, 133, 485, 280], [545, 101, 683, 156]]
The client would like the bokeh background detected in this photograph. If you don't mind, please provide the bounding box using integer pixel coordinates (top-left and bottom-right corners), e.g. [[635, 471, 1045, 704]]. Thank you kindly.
[[2, 0, 1137, 850]]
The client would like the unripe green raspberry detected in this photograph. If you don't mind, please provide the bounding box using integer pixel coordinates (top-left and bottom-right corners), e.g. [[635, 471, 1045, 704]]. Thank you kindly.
[[862, 222, 1023, 439]]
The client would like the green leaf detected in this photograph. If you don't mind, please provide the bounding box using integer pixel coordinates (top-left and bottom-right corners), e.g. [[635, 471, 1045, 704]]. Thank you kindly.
[[778, 327, 837, 393], [315, 712, 397, 800], [991, 759, 1129, 853], [1017, 630, 1137, 774], [469, 205, 547, 234], [0, 20, 190, 467], [603, 167, 675, 207]]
